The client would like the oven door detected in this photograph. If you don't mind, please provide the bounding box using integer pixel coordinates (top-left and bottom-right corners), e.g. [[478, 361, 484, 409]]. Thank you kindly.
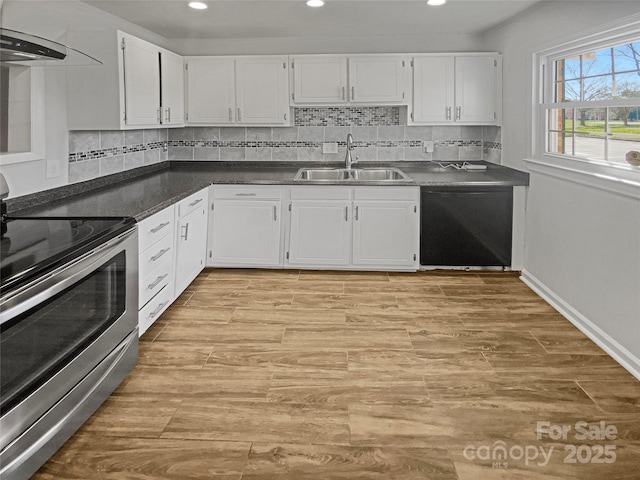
[[0, 227, 138, 455]]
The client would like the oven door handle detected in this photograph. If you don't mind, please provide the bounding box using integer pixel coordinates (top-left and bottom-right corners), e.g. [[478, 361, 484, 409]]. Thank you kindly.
[[0, 229, 137, 326]]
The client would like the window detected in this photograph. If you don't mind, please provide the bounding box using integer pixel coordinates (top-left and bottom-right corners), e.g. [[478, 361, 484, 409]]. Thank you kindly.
[[0, 65, 45, 165], [541, 36, 640, 167]]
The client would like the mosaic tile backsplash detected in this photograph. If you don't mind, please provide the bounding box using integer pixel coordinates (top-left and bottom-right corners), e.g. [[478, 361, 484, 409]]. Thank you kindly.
[[69, 107, 502, 183]]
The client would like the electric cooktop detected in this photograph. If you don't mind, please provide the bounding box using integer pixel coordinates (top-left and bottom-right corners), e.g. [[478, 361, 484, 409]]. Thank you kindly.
[[0, 216, 136, 294]]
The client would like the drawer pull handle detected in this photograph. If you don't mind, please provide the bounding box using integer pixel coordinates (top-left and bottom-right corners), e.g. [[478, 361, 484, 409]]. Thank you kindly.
[[150, 222, 170, 234], [235, 193, 257, 197], [273, 205, 278, 221], [148, 274, 168, 290], [150, 248, 170, 262], [150, 301, 169, 319], [345, 206, 348, 222], [355, 205, 359, 221], [188, 198, 203, 207]]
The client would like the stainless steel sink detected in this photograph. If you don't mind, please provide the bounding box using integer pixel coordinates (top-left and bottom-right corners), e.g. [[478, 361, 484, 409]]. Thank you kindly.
[[294, 168, 352, 181], [294, 167, 412, 182]]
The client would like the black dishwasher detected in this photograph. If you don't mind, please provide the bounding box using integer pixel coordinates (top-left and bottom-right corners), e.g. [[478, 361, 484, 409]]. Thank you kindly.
[[420, 186, 513, 267]]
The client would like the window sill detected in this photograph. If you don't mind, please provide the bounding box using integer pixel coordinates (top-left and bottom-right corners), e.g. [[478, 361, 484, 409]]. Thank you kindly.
[[525, 155, 640, 200]]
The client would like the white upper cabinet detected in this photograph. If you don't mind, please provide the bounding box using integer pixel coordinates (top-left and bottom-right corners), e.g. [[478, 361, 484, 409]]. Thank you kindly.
[[185, 56, 290, 126], [454, 56, 497, 123], [348, 56, 409, 104], [290, 55, 409, 106], [412, 56, 454, 124], [122, 35, 161, 127], [66, 31, 184, 130], [236, 57, 289, 124], [160, 49, 186, 126], [186, 58, 235, 124], [291, 56, 348, 104], [411, 54, 499, 125]]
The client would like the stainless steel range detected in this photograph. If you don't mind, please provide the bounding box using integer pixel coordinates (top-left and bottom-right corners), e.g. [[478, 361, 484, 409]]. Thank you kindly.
[[0, 213, 138, 479]]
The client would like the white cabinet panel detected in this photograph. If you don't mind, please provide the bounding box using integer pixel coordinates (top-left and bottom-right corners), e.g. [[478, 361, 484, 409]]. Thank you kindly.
[[210, 200, 282, 266], [455, 56, 496, 123], [292, 56, 347, 104], [186, 58, 235, 124], [236, 57, 289, 124], [413, 56, 454, 124], [353, 201, 418, 267], [288, 200, 351, 266], [175, 191, 208, 295], [161, 49, 185, 126], [122, 35, 161, 127], [349, 56, 409, 104]]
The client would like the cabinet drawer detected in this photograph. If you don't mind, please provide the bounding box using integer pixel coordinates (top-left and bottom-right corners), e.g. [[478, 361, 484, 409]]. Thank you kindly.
[[138, 206, 174, 252], [176, 189, 208, 218], [354, 186, 420, 201], [139, 283, 173, 336], [212, 185, 283, 200], [139, 259, 173, 308], [139, 233, 174, 281], [290, 186, 351, 200]]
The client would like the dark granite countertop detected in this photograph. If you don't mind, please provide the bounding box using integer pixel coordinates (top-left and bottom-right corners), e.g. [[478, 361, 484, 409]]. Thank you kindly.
[[10, 161, 529, 221]]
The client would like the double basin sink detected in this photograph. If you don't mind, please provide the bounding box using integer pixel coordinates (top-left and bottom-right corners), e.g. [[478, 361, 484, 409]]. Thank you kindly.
[[294, 167, 412, 183]]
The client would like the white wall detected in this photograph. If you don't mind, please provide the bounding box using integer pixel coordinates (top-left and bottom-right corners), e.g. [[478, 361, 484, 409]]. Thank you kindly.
[[482, 1, 640, 379]]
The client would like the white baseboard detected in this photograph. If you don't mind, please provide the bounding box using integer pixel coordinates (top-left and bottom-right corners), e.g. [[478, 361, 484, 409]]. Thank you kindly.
[[520, 270, 640, 381]]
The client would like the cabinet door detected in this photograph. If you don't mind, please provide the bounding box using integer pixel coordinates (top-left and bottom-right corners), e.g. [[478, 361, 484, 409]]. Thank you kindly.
[[455, 56, 496, 123], [412, 56, 454, 124], [288, 200, 351, 266], [352, 201, 418, 267], [186, 58, 235, 124], [174, 203, 208, 295], [291, 56, 348, 104], [161, 49, 185, 126], [236, 57, 289, 125], [210, 200, 282, 266], [122, 35, 160, 127], [348, 56, 409, 104]]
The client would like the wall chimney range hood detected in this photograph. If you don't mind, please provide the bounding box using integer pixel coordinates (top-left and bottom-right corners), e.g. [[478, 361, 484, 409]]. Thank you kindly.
[[0, 29, 102, 66]]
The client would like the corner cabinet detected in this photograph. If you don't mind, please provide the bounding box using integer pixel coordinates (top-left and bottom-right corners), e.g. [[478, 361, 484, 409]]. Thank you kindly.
[[286, 186, 420, 271], [66, 31, 184, 130], [411, 54, 500, 125], [208, 186, 284, 267], [174, 189, 209, 295], [290, 55, 410, 106], [185, 56, 290, 126]]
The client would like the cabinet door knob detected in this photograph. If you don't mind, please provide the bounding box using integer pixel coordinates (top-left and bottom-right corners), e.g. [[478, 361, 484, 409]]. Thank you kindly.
[[237, 108, 242, 121], [273, 205, 278, 221], [228, 107, 233, 122]]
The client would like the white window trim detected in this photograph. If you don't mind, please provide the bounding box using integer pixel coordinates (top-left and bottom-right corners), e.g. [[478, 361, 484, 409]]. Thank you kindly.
[[0, 66, 46, 166], [529, 13, 640, 186]]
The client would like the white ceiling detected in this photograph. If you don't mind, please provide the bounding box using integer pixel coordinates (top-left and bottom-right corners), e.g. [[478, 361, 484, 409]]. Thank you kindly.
[[83, 0, 542, 40]]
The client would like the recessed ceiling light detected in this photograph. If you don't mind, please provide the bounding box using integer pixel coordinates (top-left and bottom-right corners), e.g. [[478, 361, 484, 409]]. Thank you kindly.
[[427, 0, 446, 5], [306, 0, 325, 7], [189, 2, 208, 10]]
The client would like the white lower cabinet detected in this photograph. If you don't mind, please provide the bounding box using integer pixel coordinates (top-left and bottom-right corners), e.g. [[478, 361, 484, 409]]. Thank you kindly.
[[286, 186, 420, 271], [137, 205, 175, 336], [174, 188, 209, 295], [288, 188, 352, 266], [208, 186, 284, 267]]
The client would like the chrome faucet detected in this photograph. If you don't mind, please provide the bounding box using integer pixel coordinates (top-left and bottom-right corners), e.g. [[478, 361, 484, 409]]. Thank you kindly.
[[345, 133, 358, 169]]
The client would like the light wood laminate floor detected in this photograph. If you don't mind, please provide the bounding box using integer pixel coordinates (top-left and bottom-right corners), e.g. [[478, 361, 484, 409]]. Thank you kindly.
[[34, 269, 639, 479]]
